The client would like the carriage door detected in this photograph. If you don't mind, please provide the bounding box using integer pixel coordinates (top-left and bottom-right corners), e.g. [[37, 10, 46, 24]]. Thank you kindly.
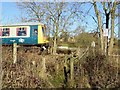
[[31, 25, 38, 44]]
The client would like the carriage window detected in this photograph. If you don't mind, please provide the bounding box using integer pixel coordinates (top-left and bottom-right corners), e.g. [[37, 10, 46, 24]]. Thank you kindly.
[[33, 29, 38, 35], [2, 28, 10, 36], [0, 28, 2, 36], [17, 27, 27, 36], [42, 27, 44, 33]]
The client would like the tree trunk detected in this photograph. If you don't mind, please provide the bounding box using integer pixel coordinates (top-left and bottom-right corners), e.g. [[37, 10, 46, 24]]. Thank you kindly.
[[53, 35, 57, 55], [108, 2, 116, 55], [98, 15, 104, 53], [108, 11, 115, 55], [53, 24, 59, 55], [93, 2, 104, 53]]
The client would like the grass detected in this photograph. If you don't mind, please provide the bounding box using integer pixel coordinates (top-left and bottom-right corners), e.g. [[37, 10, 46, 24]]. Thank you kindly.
[[49, 72, 64, 87]]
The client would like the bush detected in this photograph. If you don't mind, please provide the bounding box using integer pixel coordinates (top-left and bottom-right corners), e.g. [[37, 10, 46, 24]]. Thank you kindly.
[[83, 53, 119, 88]]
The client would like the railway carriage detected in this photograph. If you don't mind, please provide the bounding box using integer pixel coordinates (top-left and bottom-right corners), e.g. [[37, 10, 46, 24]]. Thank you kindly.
[[0, 22, 49, 50]]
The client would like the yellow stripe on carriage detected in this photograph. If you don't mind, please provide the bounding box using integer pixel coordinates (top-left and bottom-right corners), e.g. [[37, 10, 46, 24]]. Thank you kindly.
[[38, 25, 44, 44]]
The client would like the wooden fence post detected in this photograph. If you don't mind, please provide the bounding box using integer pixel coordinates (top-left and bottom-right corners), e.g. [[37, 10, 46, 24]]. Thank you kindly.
[[13, 43, 17, 64], [70, 56, 74, 87], [70, 58, 74, 80], [40, 56, 46, 78], [63, 55, 69, 87], [91, 41, 95, 56]]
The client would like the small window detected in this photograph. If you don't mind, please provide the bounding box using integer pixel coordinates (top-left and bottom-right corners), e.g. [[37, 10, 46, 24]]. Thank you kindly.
[[0, 28, 2, 36], [42, 27, 44, 33], [17, 27, 27, 36], [2, 28, 10, 36], [33, 29, 38, 35]]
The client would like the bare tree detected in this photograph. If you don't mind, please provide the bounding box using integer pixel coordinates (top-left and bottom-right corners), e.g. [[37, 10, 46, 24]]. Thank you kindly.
[[108, 1, 118, 55], [93, 1, 104, 53], [91, 1, 119, 55], [17, 2, 82, 54]]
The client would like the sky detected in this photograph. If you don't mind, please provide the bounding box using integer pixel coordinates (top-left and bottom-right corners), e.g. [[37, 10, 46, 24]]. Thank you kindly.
[[1, 2, 21, 24], [0, 2, 119, 38], [1, 2, 97, 31]]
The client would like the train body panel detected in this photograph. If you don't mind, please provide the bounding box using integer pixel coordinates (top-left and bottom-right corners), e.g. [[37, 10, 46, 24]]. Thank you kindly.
[[0, 22, 49, 46]]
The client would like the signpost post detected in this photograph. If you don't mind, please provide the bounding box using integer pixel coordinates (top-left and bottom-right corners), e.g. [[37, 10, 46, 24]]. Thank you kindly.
[[104, 12, 110, 55], [104, 28, 108, 55]]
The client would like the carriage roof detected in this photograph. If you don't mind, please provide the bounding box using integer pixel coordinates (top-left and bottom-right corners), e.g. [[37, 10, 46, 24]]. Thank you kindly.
[[0, 22, 44, 27]]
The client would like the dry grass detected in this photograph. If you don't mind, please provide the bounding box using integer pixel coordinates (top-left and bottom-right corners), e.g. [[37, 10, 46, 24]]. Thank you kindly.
[[2, 46, 120, 88]]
